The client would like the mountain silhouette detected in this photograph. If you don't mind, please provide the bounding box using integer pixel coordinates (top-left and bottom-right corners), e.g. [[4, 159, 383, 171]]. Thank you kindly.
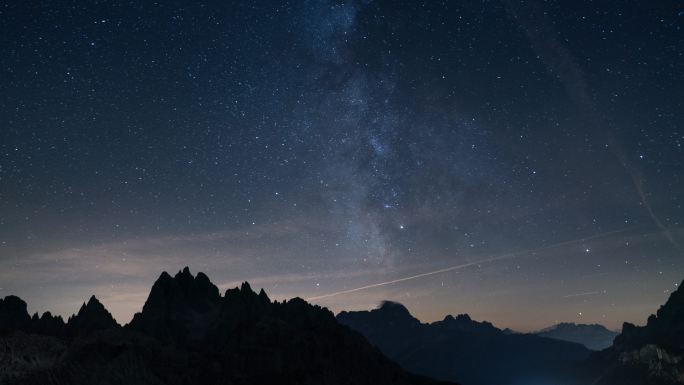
[[576, 279, 684, 385], [535, 322, 618, 350], [128, 267, 221, 343], [614, 279, 684, 353], [0, 268, 452, 385], [337, 301, 591, 385], [66, 295, 119, 335], [0, 295, 31, 332], [30, 311, 65, 336]]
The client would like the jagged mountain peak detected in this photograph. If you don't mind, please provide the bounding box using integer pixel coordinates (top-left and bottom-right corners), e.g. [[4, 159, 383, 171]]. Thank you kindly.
[[0, 270, 442, 385], [129, 270, 273, 344], [612, 278, 684, 354], [77, 295, 103, 315], [440, 313, 473, 325], [222, 281, 272, 304], [1, 294, 28, 307], [336, 300, 423, 357], [40, 311, 62, 322], [434, 313, 500, 335], [85, 294, 102, 307], [173, 266, 196, 284], [240, 280, 253, 292], [374, 301, 420, 323], [0, 295, 31, 331], [143, 267, 221, 310], [158, 270, 172, 281], [337, 300, 421, 330], [653, 278, 684, 325], [379, 300, 410, 312], [195, 271, 212, 284], [0, 295, 28, 312], [443, 313, 471, 323], [67, 294, 118, 333]]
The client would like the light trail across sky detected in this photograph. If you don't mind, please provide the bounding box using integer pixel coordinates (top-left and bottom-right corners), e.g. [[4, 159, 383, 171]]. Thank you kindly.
[[307, 228, 632, 301]]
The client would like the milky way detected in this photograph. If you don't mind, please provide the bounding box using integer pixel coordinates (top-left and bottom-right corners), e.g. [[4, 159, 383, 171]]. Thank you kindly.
[[1, 0, 682, 331]]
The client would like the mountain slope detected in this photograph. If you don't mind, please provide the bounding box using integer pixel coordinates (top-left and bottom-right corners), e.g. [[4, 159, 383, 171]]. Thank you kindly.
[[535, 322, 618, 350], [0, 296, 31, 332], [67, 295, 119, 334], [338, 301, 591, 385], [577, 280, 684, 385], [128, 267, 222, 344], [0, 268, 452, 385]]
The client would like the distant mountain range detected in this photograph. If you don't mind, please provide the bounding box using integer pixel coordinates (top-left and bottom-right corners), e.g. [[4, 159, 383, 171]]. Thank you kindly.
[[337, 287, 684, 385], [534, 322, 619, 350], [2, 269, 683, 385], [337, 301, 591, 385], [0, 268, 450, 385]]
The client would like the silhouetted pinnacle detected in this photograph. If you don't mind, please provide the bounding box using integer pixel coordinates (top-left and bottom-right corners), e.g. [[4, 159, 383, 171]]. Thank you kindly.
[[240, 281, 253, 293], [0, 295, 31, 331], [196, 271, 211, 283], [258, 288, 270, 302], [0, 269, 436, 385], [375, 301, 416, 323], [67, 295, 118, 334], [128, 267, 221, 342]]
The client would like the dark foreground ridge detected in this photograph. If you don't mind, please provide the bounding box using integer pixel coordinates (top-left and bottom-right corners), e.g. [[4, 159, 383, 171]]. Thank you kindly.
[[337, 301, 591, 385], [577, 279, 684, 385], [0, 268, 452, 385]]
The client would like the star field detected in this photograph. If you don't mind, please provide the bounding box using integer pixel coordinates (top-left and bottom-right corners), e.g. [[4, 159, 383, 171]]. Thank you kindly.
[[1, 0, 683, 331]]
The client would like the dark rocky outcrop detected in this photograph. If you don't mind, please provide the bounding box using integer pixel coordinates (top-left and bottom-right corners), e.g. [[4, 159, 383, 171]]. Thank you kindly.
[[0, 296, 31, 333], [0, 268, 453, 385], [577, 280, 684, 385], [612, 280, 684, 355], [128, 267, 221, 343], [66, 295, 119, 335], [1, 293, 116, 338], [338, 301, 591, 385], [30, 312, 65, 336]]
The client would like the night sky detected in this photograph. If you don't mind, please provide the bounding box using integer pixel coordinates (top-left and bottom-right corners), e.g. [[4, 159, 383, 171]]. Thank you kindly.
[[1, 0, 683, 331]]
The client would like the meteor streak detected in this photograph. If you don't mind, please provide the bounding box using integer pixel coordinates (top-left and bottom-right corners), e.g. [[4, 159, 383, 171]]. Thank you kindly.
[[307, 228, 631, 301], [562, 291, 601, 299]]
